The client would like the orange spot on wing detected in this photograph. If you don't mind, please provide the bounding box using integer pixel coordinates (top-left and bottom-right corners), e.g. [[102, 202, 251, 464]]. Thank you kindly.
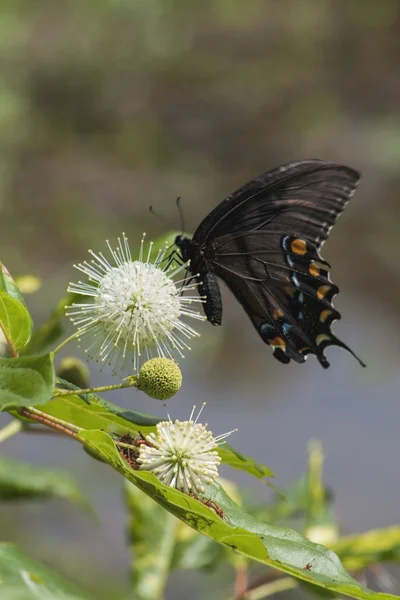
[[284, 286, 296, 297], [309, 262, 320, 277], [268, 337, 286, 350], [273, 308, 284, 320], [291, 238, 307, 255], [316, 334, 331, 346], [319, 309, 332, 323], [317, 285, 331, 300], [299, 346, 309, 353]]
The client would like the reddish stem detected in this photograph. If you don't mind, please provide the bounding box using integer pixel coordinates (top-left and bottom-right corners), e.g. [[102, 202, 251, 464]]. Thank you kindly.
[[19, 408, 81, 441], [234, 564, 249, 599]]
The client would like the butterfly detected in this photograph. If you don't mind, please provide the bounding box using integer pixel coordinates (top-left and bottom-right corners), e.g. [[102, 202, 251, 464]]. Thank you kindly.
[[175, 159, 365, 368]]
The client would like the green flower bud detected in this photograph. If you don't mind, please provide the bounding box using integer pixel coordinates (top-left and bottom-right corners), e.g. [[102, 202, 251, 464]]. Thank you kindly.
[[136, 358, 182, 400], [57, 356, 90, 389]]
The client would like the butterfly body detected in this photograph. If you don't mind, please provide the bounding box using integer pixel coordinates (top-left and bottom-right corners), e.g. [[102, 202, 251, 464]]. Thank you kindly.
[[175, 234, 222, 324], [175, 159, 365, 369]]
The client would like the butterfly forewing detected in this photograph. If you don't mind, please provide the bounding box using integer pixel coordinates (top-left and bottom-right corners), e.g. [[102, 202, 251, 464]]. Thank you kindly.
[[194, 160, 360, 249]]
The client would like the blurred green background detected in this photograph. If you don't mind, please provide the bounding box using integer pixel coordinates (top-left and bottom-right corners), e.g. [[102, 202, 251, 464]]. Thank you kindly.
[[1, 0, 400, 598]]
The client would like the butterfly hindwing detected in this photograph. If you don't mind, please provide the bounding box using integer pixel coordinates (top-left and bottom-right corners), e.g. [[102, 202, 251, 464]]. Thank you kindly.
[[210, 231, 364, 368]]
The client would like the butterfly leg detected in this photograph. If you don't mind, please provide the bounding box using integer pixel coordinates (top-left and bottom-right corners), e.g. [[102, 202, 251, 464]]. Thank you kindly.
[[162, 248, 184, 270]]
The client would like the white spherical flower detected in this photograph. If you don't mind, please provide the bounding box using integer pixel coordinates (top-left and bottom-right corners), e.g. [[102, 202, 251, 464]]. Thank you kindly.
[[67, 234, 205, 373], [137, 404, 236, 494]]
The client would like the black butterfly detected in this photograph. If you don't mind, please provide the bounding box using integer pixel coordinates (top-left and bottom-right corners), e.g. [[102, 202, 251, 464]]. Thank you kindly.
[[175, 159, 365, 369]]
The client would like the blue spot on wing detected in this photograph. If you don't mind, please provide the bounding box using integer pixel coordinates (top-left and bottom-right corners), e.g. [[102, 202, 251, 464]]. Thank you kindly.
[[259, 323, 276, 341], [292, 273, 300, 288], [281, 235, 291, 252], [286, 255, 295, 268]]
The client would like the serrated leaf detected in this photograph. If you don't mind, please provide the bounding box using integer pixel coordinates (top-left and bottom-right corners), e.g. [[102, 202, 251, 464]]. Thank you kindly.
[[78, 429, 400, 600], [0, 455, 89, 511], [125, 482, 177, 600], [0, 543, 95, 600], [0, 353, 55, 410], [331, 526, 400, 571], [0, 289, 32, 351]]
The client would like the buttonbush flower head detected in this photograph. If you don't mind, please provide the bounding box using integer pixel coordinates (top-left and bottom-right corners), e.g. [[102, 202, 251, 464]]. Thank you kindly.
[[67, 234, 205, 373], [137, 404, 237, 494]]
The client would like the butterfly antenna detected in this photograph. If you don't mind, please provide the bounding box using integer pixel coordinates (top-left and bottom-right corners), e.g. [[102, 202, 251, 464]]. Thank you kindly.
[[149, 205, 173, 228], [176, 196, 185, 233]]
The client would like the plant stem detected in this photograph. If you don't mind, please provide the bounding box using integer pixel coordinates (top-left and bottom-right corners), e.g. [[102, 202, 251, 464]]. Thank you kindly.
[[237, 577, 297, 600], [19, 406, 83, 441], [53, 380, 136, 397], [53, 331, 80, 355], [115, 440, 138, 450], [0, 419, 23, 443], [234, 564, 249, 598], [23, 426, 65, 436]]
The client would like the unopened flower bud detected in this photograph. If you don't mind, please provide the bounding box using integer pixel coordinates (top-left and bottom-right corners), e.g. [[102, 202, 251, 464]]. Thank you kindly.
[[136, 357, 182, 400], [57, 356, 90, 389]]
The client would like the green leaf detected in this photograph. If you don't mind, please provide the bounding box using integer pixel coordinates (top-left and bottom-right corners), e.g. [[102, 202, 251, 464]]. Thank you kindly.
[[0, 543, 95, 600], [23, 293, 75, 355], [0, 353, 55, 410], [79, 429, 400, 600], [0, 288, 32, 352], [56, 377, 90, 404], [40, 393, 160, 435], [125, 481, 177, 600], [96, 397, 161, 429], [0, 455, 89, 510], [0, 265, 28, 307], [219, 443, 274, 479], [331, 526, 400, 571]]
